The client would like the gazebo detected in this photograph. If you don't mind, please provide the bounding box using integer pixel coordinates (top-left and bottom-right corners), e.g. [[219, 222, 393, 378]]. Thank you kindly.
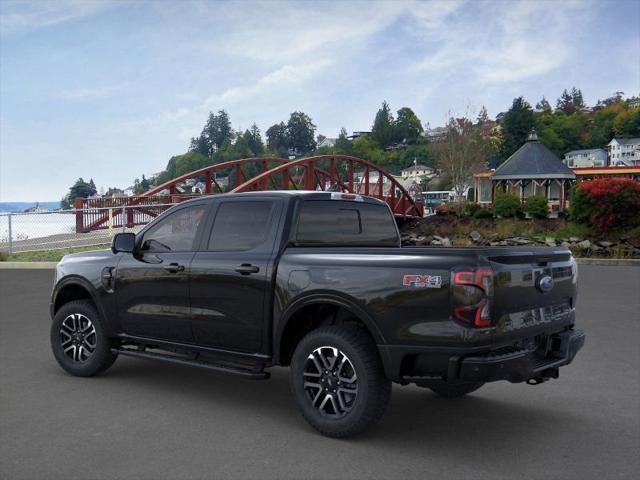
[[474, 131, 576, 216]]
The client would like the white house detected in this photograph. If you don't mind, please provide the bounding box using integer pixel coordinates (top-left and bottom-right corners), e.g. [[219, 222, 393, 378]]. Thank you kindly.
[[608, 138, 640, 166], [317, 137, 337, 148], [563, 148, 608, 168], [424, 126, 447, 142], [401, 164, 435, 181]]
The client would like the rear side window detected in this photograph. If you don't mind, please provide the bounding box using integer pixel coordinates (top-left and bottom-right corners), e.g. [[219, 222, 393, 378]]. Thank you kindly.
[[208, 201, 275, 251], [295, 200, 399, 246]]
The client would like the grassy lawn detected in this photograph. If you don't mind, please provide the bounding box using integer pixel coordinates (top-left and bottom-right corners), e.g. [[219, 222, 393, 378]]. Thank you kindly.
[[1, 245, 110, 262]]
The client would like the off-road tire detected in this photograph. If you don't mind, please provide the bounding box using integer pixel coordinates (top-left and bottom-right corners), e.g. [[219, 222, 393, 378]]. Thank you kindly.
[[50, 300, 118, 377], [290, 325, 391, 438]]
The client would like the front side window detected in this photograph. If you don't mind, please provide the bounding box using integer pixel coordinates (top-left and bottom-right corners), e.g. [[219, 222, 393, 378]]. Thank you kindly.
[[140, 204, 207, 252], [207, 201, 275, 252]]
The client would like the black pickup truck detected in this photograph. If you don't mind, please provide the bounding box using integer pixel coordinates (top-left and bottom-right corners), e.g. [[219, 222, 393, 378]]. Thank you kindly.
[[50, 191, 584, 437]]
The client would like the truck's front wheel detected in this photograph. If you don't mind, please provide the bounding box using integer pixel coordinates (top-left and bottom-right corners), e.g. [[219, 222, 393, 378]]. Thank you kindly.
[[50, 300, 118, 377], [290, 325, 391, 438]]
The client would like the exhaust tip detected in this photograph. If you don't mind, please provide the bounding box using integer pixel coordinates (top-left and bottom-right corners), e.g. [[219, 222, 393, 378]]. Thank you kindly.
[[526, 377, 548, 385]]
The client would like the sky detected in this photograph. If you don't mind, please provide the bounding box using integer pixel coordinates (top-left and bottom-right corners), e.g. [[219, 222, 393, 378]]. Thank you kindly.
[[1, 0, 639, 202]]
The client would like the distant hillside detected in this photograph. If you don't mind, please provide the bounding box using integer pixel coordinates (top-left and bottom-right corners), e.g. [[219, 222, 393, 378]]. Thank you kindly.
[[0, 201, 61, 213]]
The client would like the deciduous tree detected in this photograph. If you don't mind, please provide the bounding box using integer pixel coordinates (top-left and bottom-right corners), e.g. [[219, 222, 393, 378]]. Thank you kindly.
[[436, 115, 490, 200], [286, 111, 317, 155], [395, 107, 423, 144], [266, 122, 289, 156]]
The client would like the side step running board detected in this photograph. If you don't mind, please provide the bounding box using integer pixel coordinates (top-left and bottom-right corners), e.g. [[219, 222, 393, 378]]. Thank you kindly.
[[111, 348, 270, 380]]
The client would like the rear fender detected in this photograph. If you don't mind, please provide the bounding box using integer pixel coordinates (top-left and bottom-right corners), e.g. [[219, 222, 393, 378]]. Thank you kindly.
[[274, 291, 387, 365]]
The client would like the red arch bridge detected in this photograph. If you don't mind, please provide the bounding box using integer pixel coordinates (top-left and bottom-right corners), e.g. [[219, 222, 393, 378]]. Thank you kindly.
[[75, 155, 424, 233]]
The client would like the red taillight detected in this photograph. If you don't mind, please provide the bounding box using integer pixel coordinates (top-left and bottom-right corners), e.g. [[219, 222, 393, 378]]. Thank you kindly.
[[452, 267, 494, 327]]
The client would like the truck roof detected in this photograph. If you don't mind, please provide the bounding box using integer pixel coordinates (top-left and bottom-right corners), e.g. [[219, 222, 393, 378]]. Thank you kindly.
[[180, 190, 388, 206]]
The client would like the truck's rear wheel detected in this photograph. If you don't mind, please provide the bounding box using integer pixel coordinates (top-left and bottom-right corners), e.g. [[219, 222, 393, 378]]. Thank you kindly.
[[50, 300, 118, 377], [290, 325, 391, 438], [427, 381, 484, 398]]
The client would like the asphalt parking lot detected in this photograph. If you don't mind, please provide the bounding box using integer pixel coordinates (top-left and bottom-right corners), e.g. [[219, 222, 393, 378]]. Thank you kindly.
[[1, 266, 639, 480]]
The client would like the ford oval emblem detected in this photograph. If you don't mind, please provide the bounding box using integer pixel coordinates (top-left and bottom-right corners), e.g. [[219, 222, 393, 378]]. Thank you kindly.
[[536, 275, 554, 294]]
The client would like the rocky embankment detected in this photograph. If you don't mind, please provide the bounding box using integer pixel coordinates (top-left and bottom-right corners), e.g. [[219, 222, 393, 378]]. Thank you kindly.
[[401, 231, 640, 258]]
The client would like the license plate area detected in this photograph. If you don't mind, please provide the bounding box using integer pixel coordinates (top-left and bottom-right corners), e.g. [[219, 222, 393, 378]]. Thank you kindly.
[[503, 302, 572, 331]]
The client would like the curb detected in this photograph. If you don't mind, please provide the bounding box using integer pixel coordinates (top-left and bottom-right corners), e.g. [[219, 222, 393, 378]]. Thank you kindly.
[[575, 258, 640, 266], [0, 262, 58, 269]]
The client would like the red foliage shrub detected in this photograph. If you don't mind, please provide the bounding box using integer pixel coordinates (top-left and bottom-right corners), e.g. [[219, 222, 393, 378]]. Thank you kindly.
[[570, 178, 640, 233]]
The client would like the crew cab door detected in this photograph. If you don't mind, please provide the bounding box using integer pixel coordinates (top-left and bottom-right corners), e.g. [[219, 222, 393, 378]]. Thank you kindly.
[[190, 198, 284, 353], [115, 202, 209, 342]]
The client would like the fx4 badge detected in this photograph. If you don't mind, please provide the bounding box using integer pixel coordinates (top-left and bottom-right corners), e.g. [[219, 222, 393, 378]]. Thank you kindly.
[[403, 274, 442, 288]]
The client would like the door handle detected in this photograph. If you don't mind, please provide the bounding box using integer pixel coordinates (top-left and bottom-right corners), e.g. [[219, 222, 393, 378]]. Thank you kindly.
[[235, 264, 260, 275], [163, 263, 185, 273]]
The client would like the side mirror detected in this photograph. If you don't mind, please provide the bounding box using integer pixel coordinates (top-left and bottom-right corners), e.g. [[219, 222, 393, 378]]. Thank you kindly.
[[112, 232, 136, 254]]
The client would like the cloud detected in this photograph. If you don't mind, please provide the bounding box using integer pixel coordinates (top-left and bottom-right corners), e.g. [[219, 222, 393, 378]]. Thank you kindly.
[[205, 59, 332, 105], [0, 0, 116, 35], [155, 0, 464, 64], [412, 0, 585, 84]]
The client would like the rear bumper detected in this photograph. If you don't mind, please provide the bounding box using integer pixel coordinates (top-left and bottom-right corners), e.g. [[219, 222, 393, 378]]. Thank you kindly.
[[380, 328, 585, 384], [457, 328, 585, 383]]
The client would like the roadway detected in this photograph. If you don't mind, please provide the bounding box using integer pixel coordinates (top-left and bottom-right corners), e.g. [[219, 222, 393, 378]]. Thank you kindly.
[[1, 266, 638, 479]]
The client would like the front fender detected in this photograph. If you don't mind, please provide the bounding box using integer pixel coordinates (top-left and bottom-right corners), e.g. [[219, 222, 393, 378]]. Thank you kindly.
[[51, 275, 117, 336]]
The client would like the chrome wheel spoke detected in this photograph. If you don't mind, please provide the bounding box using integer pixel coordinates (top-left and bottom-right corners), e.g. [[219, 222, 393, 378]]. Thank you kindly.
[[83, 334, 97, 349], [303, 345, 358, 418], [60, 313, 96, 364]]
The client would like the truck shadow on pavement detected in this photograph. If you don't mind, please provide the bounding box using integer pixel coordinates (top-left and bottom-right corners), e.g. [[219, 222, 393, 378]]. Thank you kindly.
[[96, 357, 585, 452]]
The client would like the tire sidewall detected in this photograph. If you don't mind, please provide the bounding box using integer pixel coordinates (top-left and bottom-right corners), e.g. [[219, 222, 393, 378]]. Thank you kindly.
[[50, 300, 115, 377], [290, 328, 377, 433]]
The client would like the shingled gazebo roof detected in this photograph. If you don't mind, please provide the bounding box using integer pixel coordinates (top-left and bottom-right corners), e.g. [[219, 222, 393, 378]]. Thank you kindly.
[[492, 131, 576, 180]]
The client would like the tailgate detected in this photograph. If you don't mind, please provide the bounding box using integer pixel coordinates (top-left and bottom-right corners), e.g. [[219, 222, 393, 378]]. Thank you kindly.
[[487, 249, 577, 344]]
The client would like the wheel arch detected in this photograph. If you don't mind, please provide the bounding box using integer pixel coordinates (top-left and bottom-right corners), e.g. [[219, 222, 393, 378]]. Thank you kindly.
[[274, 293, 386, 366], [51, 276, 113, 334]]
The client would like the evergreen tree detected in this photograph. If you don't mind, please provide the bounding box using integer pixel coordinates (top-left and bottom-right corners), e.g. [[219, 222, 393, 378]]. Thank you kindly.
[[243, 123, 264, 156], [335, 127, 352, 154], [499, 97, 535, 164], [200, 110, 233, 155], [536, 97, 552, 113], [371, 101, 395, 148], [140, 174, 150, 192], [571, 87, 585, 110], [557, 89, 576, 114], [63, 178, 98, 207], [477, 106, 490, 124], [189, 135, 209, 156]]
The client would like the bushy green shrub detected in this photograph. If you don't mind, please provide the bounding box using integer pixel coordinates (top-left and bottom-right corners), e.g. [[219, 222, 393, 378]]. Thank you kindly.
[[473, 208, 493, 219], [460, 202, 481, 217], [524, 195, 549, 219], [570, 179, 640, 233], [493, 193, 521, 218]]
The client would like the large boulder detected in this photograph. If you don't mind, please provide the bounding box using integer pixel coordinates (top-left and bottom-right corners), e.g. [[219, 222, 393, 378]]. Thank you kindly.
[[577, 240, 592, 249], [469, 230, 482, 243]]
